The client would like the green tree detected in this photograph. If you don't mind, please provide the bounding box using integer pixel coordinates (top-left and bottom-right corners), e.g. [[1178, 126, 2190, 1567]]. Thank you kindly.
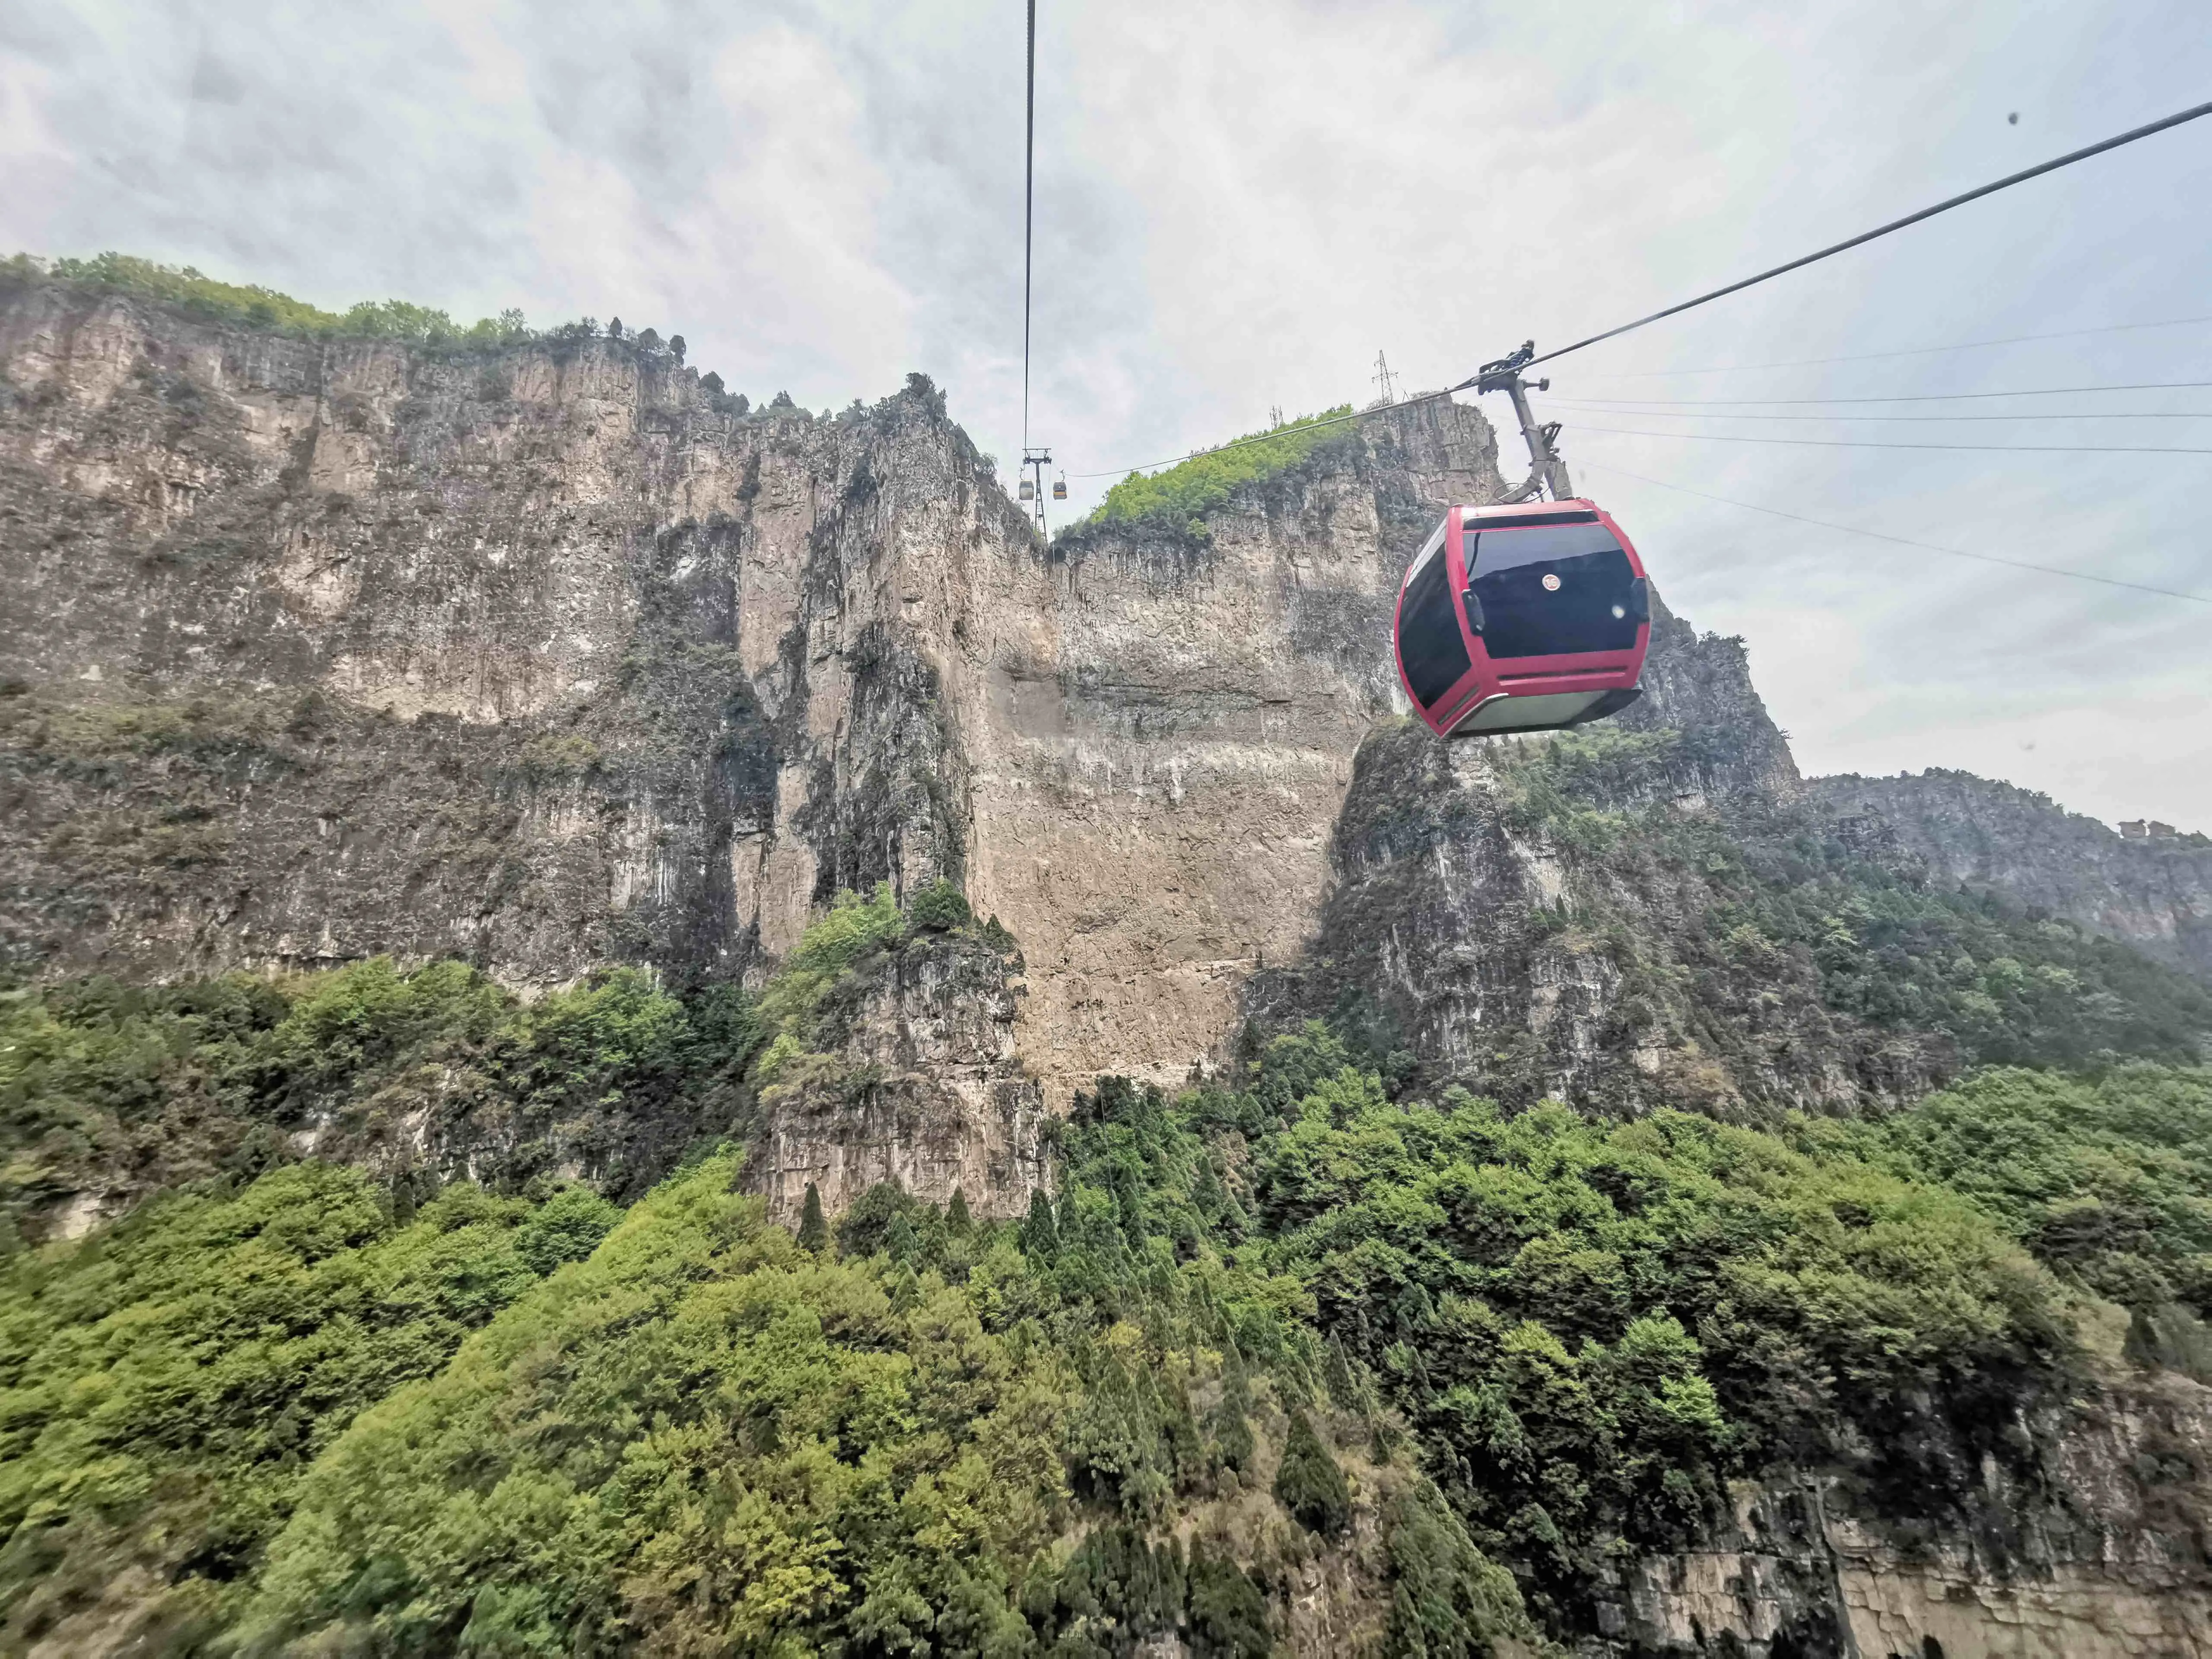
[[1274, 1410, 1353, 1536], [1021, 1188, 1059, 1259], [796, 1182, 828, 1253]]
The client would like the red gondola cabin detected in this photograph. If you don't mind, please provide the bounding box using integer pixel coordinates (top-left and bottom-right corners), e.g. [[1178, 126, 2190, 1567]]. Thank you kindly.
[[1394, 499, 1650, 737]]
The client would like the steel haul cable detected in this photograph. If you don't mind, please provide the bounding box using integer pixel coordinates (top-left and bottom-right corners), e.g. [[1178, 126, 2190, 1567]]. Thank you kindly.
[[1503, 99, 2212, 374], [1076, 99, 2212, 481], [1546, 379, 2212, 407], [1021, 0, 1036, 454], [1555, 425, 2212, 455], [1576, 458, 2212, 606], [1572, 313, 2212, 379]]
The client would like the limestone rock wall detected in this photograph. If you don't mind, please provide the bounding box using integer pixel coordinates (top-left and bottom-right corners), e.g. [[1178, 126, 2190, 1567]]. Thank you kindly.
[[0, 273, 1501, 1205], [752, 926, 1049, 1220], [1815, 769, 2212, 985], [1250, 604, 1950, 1118], [1591, 1374, 2212, 1658]]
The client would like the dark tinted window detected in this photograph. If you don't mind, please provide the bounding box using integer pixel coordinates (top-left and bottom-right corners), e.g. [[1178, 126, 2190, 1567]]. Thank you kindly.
[[1465, 508, 1599, 530], [1471, 524, 1624, 572], [1468, 528, 1638, 660], [1398, 550, 1471, 706]]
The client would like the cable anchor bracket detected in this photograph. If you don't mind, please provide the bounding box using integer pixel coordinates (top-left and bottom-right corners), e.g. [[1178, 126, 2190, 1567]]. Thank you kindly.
[[1470, 341, 1573, 504]]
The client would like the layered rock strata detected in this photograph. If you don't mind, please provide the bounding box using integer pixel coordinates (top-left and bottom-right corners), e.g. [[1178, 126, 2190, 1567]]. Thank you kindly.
[[1594, 1371, 2212, 1658], [1818, 769, 2212, 985], [0, 273, 1497, 1205]]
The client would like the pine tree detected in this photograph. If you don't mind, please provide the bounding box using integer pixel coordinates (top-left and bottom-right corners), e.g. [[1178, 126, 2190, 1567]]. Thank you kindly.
[[796, 1183, 828, 1253], [1324, 1334, 1358, 1408], [946, 1187, 972, 1235], [885, 1211, 918, 1264], [1274, 1410, 1352, 1536], [1210, 1354, 1256, 1474], [1021, 1189, 1058, 1260]]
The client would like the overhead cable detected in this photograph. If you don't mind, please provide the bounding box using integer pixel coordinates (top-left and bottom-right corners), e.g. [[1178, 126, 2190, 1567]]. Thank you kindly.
[[1577, 458, 2212, 606], [1564, 424, 2212, 455], [1546, 379, 2212, 407], [1487, 98, 2212, 376], [1547, 407, 2212, 423], [1078, 101, 2212, 484], [1021, 0, 1037, 451], [1570, 313, 2212, 379]]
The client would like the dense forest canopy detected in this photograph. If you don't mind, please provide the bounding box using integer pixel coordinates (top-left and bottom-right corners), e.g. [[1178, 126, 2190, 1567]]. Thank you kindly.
[[3, 876, 2208, 1652]]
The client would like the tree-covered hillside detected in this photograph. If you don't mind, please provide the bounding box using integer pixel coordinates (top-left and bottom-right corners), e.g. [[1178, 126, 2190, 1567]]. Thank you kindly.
[[4, 886, 2209, 1652]]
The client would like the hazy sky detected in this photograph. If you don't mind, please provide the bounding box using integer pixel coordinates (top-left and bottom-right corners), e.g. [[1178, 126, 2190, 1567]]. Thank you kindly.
[[5, 0, 2208, 828]]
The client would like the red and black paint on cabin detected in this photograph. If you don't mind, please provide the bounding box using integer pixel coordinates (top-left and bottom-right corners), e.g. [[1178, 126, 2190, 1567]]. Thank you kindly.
[[1393, 499, 1650, 738]]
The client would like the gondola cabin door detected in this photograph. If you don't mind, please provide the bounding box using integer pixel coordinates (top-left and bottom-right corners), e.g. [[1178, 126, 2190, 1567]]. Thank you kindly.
[[1394, 500, 1651, 737]]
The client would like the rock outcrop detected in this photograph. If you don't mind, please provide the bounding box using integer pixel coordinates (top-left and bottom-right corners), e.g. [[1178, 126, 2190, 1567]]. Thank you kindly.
[[1817, 769, 2212, 985], [1595, 1371, 2212, 1658], [0, 271, 1497, 1211], [752, 923, 1049, 1220]]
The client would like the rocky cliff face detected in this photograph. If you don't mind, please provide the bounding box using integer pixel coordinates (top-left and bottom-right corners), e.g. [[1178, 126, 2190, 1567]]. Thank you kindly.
[[0, 270, 1497, 1214], [1816, 769, 2212, 985], [1249, 676, 1951, 1122], [753, 923, 1049, 1220], [1595, 1369, 2212, 1658]]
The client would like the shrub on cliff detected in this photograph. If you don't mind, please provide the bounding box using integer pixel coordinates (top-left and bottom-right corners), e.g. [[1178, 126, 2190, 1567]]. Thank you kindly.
[[1818, 1062, 2212, 1319], [1082, 406, 1356, 532], [907, 877, 973, 933], [0, 957, 760, 1230]]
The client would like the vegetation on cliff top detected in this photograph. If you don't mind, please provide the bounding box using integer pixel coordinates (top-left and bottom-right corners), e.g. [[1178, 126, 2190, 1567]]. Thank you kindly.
[[1079, 408, 1357, 537], [1, 252, 706, 365]]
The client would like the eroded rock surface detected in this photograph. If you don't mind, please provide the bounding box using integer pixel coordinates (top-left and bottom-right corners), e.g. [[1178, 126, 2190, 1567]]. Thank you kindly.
[[1818, 769, 2212, 985], [1593, 1374, 2212, 1658], [0, 273, 1497, 1207], [753, 925, 1048, 1220]]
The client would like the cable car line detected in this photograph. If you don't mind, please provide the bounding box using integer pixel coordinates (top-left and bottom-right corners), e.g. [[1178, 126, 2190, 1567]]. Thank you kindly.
[[1545, 379, 2212, 407], [1020, 0, 1036, 454], [1576, 458, 2212, 607], [1547, 407, 2212, 424], [1560, 424, 2212, 455], [1568, 313, 2212, 380], [1072, 103, 2212, 485], [1465, 98, 2212, 380]]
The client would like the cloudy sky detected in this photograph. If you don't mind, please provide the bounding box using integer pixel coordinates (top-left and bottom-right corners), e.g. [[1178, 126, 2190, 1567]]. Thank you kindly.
[[5, 0, 2208, 828]]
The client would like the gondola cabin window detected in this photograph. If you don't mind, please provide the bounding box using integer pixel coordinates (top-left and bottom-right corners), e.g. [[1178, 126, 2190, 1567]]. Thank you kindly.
[[1397, 532, 1472, 709], [1465, 520, 1643, 660]]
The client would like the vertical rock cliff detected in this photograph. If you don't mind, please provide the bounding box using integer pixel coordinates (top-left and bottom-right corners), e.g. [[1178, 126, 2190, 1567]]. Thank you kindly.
[[0, 271, 1497, 1212], [1816, 769, 2212, 984]]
